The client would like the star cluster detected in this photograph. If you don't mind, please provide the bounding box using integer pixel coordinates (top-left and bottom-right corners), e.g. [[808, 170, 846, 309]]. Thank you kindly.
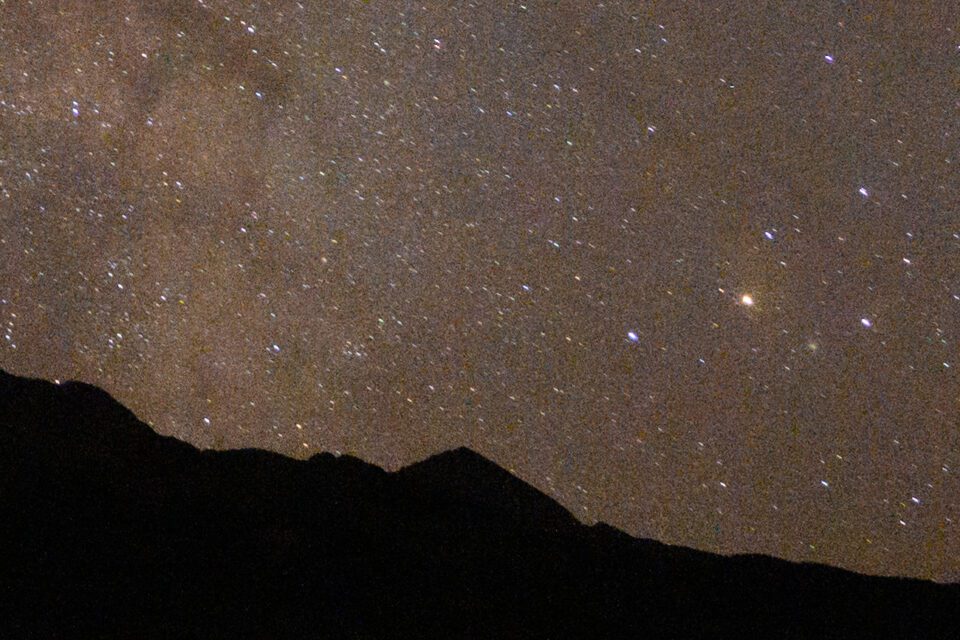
[[1, 1, 958, 581]]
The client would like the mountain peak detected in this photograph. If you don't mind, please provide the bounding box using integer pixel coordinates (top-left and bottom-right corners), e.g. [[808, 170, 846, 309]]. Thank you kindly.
[[397, 446, 580, 534], [1, 369, 957, 638], [406, 445, 503, 473]]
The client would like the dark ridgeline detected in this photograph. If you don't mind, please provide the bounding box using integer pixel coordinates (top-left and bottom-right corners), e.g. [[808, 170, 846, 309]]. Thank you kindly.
[[0, 369, 956, 639]]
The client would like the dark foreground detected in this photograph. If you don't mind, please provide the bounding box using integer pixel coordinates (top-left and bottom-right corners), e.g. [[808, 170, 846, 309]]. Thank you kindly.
[[0, 369, 956, 639]]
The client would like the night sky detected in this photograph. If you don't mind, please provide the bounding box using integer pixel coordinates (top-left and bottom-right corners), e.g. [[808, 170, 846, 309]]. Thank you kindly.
[[1, 1, 958, 581]]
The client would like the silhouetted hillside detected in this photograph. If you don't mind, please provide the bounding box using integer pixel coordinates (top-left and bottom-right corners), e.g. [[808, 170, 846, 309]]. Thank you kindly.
[[0, 369, 957, 639]]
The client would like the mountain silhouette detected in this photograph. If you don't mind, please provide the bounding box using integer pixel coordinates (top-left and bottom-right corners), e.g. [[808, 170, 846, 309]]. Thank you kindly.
[[0, 368, 957, 639]]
